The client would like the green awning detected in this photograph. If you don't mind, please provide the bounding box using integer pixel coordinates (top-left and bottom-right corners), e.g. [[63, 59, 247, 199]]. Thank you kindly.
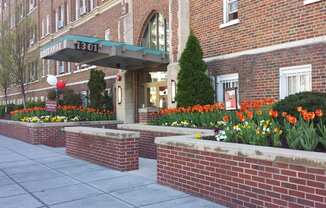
[[40, 35, 169, 71]]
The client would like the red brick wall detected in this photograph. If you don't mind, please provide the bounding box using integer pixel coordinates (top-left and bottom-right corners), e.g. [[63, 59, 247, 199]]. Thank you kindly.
[[65, 131, 139, 171], [138, 112, 159, 124], [190, 0, 325, 58], [208, 43, 326, 100], [0, 121, 118, 147], [157, 144, 326, 208], [118, 127, 178, 159]]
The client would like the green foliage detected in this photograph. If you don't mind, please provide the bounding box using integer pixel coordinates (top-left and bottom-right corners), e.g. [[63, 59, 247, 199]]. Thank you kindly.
[[61, 89, 82, 106], [273, 92, 326, 119], [300, 122, 319, 151], [151, 110, 226, 129], [101, 91, 113, 111], [175, 32, 214, 107], [318, 122, 326, 149], [88, 69, 106, 109], [47, 90, 57, 101]]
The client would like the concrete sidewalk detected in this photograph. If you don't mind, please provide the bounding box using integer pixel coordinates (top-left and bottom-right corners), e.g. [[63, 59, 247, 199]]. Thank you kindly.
[[0, 135, 225, 208]]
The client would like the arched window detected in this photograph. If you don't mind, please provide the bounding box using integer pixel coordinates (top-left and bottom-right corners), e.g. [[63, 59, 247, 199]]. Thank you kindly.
[[141, 13, 169, 52]]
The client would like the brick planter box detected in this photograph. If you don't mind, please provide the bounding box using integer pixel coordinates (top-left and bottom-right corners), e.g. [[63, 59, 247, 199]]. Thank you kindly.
[[0, 120, 121, 147], [118, 124, 214, 159], [156, 135, 326, 208], [64, 127, 140, 171]]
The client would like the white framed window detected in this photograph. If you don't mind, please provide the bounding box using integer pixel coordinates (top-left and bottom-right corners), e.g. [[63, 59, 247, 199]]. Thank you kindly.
[[104, 28, 111, 40], [41, 19, 45, 37], [46, 15, 50, 35], [56, 5, 65, 30], [220, 0, 239, 28], [212, 73, 239, 105], [304, 0, 321, 5], [56, 61, 65, 74], [76, 0, 94, 19], [279, 65, 312, 99]]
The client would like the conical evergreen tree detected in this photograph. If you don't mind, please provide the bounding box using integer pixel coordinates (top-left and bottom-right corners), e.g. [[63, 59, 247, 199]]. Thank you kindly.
[[175, 32, 214, 107]]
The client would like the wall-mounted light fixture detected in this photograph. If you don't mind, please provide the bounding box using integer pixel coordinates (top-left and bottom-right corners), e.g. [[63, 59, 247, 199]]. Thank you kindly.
[[171, 80, 176, 104], [117, 86, 122, 104]]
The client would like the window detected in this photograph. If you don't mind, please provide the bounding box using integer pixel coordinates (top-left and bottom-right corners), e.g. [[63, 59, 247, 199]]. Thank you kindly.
[[41, 15, 50, 37], [220, 0, 239, 28], [105, 28, 111, 40], [141, 13, 169, 52], [76, 0, 94, 19], [212, 73, 239, 105], [56, 61, 65, 74], [56, 5, 65, 31], [279, 65, 312, 99]]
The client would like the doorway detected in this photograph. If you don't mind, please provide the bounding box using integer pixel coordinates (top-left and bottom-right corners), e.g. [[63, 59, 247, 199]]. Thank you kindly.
[[144, 81, 167, 108]]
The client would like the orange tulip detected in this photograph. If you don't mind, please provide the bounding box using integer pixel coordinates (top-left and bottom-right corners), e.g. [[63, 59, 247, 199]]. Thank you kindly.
[[269, 109, 278, 118], [315, 109, 323, 117], [246, 111, 254, 120], [286, 115, 297, 125], [223, 115, 230, 122], [282, 112, 288, 117]]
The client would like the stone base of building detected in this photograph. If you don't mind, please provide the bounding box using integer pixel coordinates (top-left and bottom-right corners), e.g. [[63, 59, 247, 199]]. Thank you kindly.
[[0, 120, 121, 147], [155, 136, 326, 208], [64, 127, 140, 171]]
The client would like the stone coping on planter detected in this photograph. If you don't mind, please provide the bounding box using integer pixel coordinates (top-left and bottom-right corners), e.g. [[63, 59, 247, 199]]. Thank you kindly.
[[155, 135, 326, 168], [138, 107, 159, 113], [64, 127, 140, 139], [0, 119, 122, 128], [118, 124, 215, 135]]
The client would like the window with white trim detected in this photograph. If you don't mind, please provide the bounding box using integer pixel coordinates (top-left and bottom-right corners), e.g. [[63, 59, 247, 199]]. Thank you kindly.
[[75, 0, 94, 20], [224, 0, 238, 22], [221, 0, 239, 28], [56, 61, 65, 74], [212, 73, 239, 105], [279, 65, 312, 99], [105, 28, 111, 40], [56, 5, 65, 31]]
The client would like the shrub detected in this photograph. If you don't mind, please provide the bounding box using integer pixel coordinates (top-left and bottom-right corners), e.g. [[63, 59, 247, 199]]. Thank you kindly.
[[273, 92, 326, 122], [88, 69, 106, 109], [175, 32, 214, 107], [47, 90, 57, 101], [61, 88, 82, 106]]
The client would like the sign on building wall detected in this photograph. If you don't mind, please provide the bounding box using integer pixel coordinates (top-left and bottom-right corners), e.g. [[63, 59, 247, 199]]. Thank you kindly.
[[224, 88, 238, 111]]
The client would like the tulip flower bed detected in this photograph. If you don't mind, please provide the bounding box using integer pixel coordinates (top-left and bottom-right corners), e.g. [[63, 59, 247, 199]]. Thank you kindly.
[[152, 98, 326, 152], [10, 105, 114, 123]]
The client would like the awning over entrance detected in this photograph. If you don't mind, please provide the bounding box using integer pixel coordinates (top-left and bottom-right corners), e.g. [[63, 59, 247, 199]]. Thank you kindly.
[[40, 35, 169, 71]]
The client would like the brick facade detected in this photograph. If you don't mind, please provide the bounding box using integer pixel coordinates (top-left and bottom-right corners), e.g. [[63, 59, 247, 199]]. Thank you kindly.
[[208, 43, 326, 100], [0, 120, 120, 147], [156, 143, 326, 208], [65, 128, 139, 171]]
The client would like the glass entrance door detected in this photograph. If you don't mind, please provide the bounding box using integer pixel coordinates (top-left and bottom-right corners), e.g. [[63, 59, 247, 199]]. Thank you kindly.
[[144, 81, 167, 108]]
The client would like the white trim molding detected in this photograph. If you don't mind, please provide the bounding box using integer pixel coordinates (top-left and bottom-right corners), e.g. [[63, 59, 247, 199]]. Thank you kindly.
[[220, 19, 239, 29], [304, 0, 321, 5], [0, 76, 116, 99], [204, 36, 326, 62]]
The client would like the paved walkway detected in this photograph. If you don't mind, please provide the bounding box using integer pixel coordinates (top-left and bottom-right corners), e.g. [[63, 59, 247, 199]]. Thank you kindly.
[[0, 135, 225, 208]]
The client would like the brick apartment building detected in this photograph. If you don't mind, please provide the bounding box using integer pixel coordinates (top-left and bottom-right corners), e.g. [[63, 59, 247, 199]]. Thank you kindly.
[[0, 0, 325, 123]]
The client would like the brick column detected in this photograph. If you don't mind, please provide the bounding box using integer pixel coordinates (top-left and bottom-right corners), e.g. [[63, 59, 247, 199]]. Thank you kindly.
[[138, 107, 159, 124]]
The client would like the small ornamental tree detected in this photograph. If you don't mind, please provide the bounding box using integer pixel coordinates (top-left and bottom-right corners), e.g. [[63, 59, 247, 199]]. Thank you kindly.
[[175, 32, 214, 107], [88, 69, 106, 109]]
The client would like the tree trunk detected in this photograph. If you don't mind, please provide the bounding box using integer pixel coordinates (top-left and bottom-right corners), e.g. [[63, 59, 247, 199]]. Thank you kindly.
[[20, 82, 27, 109], [4, 88, 8, 113]]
